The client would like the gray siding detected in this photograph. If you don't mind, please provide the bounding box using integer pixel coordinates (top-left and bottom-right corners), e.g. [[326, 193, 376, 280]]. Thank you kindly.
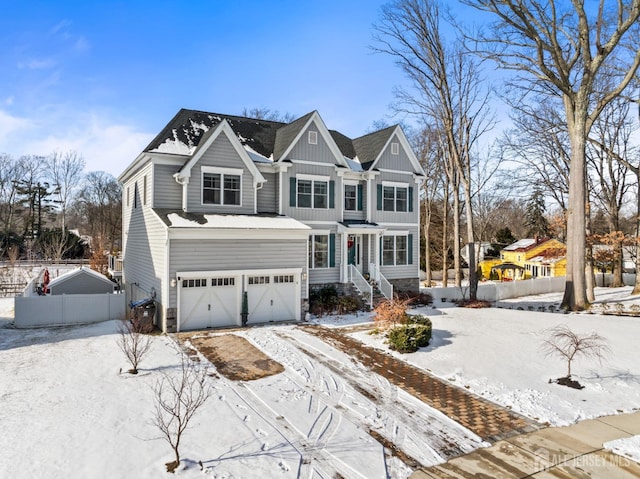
[[257, 172, 277, 213], [281, 163, 341, 222], [187, 134, 256, 214], [168, 238, 308, 309], [287, 123, 339, 164], [375, 134, 416, 172], [370, 171, 419, 225], [123, 163, 168, 327], [308, 224, 341, 284], [379, 225, 420, 280], [153, 163, 182, 208]]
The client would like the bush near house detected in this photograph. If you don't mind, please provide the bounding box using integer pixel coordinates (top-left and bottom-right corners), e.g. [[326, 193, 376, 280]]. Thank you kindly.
[[387, 315, 432, 353], [309, 285, 363, 316]]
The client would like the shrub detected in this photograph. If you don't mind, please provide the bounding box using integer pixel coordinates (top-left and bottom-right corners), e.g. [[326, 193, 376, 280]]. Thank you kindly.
[[457, 299, 492, 308], [373, 297, 413, 329], [309, 285, 339, 316], [336, 295, 362, 314], [614, 303, 625, 313], [630, 304, 640, 315], [387, 318, 432, 353], [396, 291, 433, 307]]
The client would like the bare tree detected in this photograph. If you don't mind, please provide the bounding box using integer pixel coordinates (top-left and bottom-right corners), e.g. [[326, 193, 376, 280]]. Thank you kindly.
[[75, 171, 122, 251], [153, 352, 211, 472], [116, 320, 151, 375], [464, 0, 640, 310], [45, 150, 85, 231], [240, 107, 296, 123], [541, 324, 610, 378], [374, 0, 495, 299]]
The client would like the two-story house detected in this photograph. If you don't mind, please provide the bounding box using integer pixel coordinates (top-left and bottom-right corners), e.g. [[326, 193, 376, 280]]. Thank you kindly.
[[118, 109, 425, 332]]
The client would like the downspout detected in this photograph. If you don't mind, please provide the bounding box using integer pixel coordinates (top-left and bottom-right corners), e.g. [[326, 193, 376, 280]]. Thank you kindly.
[[173, 173, 189, 212]]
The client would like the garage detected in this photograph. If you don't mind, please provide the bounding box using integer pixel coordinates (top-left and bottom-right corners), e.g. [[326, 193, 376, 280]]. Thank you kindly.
[[177, 268, 301, 331], [246, 272, 299, 324], [178, 274, 241, 330]]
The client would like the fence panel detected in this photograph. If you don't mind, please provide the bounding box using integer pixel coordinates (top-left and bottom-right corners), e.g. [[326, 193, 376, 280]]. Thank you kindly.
[[15, 293, 125, 328], [425, 277, 566, 303]]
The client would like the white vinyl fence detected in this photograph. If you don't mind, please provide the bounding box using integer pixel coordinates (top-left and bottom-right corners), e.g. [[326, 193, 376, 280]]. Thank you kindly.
[[425, 277, 566, 303], [15, 293, 126, 328]]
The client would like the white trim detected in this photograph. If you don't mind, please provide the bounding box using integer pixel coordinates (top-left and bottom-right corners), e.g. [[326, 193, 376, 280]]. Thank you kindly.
[[302, 221, 338, 226], [308, 229, 331, 235], [378, 168, 416, 176], [201, 165, 243, 176], [168, 228, 310, 241], [308, 233, 331, 269], [308, 130, 318, 144], [382, 230, 409, 236], [277, 112, 349, 167], [391, 142, 399, 155], [377, 223, 419, 228], [296, 173, 330, 182], [343, 179, 359, 186], [382, 180, 409, 188], [290, 159, 336, 168]]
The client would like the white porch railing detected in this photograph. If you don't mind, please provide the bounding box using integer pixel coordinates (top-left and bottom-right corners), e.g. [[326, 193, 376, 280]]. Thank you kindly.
[[369, 263, 393, 300], [348, 264, 372, 307], [108, 254, 123, 276]]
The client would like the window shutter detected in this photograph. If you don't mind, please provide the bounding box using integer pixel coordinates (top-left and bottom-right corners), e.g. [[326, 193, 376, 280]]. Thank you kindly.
[[329, 233, 336, 267], [329, 180, 335, 209], [408, 186, 414, 212], [408, 234, 413, 264], [357, 184, 363, 211], [289, 177, 296, 207], [377, 184, 382, 211]]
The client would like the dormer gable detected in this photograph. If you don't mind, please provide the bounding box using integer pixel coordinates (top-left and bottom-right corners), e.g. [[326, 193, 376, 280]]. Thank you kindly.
[[174, 120, 265, 186], [354, 125, 425, 176], [273, 111, 349, 167]]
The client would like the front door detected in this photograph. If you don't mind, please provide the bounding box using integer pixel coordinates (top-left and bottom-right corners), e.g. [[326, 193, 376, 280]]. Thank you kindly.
[[347, 234, 362, 273]]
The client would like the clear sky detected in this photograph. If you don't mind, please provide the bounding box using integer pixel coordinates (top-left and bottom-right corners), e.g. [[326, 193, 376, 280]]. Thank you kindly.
[[0, 0, 421, 178]]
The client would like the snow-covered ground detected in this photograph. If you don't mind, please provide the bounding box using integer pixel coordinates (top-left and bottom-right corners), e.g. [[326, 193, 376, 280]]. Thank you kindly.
[[2, 286, 640, 477]]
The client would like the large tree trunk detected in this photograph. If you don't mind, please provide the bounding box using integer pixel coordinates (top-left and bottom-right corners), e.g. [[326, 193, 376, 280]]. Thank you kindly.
[[462, 178, 477, 300], [634, 179, 640, 295], [442, 181, 449, 287], [453, 178, 461, 287], [561, 111, 588, 310], [423, 198, 432, 287]]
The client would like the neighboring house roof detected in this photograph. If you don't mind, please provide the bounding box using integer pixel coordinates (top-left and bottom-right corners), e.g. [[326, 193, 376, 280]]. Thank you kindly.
[[502, 238, 538, 251], [48, 266, 114, 289], [153, 209, 310, 231], [140, 108, 420, 174]]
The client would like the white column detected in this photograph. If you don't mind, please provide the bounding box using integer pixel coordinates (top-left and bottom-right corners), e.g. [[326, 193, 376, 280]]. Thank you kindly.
[[341, 233, 348, 283]]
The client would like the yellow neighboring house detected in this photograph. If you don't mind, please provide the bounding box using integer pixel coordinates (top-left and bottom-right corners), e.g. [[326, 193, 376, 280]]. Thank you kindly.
[[480, 238, 566, 280]]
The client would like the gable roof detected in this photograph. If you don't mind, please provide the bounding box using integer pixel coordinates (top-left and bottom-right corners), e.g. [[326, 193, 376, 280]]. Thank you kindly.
[[48, 266, 115, 288], [138, 108, 419, 174]]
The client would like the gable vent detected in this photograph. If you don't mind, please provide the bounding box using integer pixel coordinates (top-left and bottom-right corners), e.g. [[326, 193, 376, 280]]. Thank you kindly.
[[308, 131, 318, 145], [391, 142, 399, 155]]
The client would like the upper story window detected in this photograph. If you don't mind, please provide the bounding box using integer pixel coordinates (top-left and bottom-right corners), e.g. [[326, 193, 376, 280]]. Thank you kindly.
[[345, 184, 357, 211], [378, 182, 412, 213], [202, 166, 242, 206], [308, 130, 318, 145], [391, 142, 399, 155], [293, 175, 333, 209]]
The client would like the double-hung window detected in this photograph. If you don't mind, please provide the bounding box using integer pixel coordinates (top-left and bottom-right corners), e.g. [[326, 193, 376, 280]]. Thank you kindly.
[[382, 234, 411, 266], [202, 166, 242, 206], [296, 175, 329, 209], [344, 184, 357, 211], [309, 235, 329, 268], [380, 182, 410, 212]]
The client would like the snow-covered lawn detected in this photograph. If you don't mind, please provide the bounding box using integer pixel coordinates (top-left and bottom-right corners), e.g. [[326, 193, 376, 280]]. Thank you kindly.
[[2, 286, 640, 477], [353, 286, 640, 427]]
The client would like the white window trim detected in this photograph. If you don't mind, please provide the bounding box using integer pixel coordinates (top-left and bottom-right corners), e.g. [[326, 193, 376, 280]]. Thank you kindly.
[[343, 179, 359, 186], [382, 234, 409, 266], [201, 167, 243, 207], [309, 233, 330, 269], [382, 180, 409, 188], [344, 183, 358, 211], [391, 142, 399, 155], [296, 175, 329, 209], [308, 130, 318, 144]]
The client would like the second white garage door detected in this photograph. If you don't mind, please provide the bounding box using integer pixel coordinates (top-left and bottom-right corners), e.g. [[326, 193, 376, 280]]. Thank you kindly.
[[246, 272, 299, 324]]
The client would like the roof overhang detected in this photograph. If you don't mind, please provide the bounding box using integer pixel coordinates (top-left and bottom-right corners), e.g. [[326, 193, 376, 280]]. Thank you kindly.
[[337, 222, 386, 235]]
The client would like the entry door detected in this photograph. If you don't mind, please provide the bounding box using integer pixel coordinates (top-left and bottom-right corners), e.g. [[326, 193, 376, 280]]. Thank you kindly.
[[347, 235, 362, 273], [246, 273, 297, 323]]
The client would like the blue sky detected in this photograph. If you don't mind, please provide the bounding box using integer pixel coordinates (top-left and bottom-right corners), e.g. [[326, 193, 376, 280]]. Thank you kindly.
[[0, 0, 425, 177]]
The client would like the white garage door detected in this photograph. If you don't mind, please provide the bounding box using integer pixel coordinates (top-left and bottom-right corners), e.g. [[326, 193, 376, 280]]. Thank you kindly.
[[246, 273, 298, 324], [179, 275, 240, 331]]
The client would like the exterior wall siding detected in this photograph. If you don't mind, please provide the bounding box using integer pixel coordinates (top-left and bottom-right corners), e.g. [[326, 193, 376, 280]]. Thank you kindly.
[[308, 224, 341, 284], [153, 163, 182, 208], [288, 123, 339, 164], [167, 238, 308, 310], [375, 134, 416, 172], [257, 172, 277, 213], [50, 273, 114, 295], [281, 163, 341, 222], [122, 162, 168, 328], [187, 134, 256, 214], [370, 171, 419, 225]]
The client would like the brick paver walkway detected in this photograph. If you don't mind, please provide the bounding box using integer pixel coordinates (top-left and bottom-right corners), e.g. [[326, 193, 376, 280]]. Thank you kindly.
[[300, 325, 539, 442]]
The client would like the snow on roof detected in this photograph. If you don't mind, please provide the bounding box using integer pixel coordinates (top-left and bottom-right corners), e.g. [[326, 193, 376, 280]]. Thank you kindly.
[[48, 266, 114, 288], [150, 128, 195, 155], [503, 239, 537, 251], [166, 213, 310, 230], [244, 145, 272, 164]]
